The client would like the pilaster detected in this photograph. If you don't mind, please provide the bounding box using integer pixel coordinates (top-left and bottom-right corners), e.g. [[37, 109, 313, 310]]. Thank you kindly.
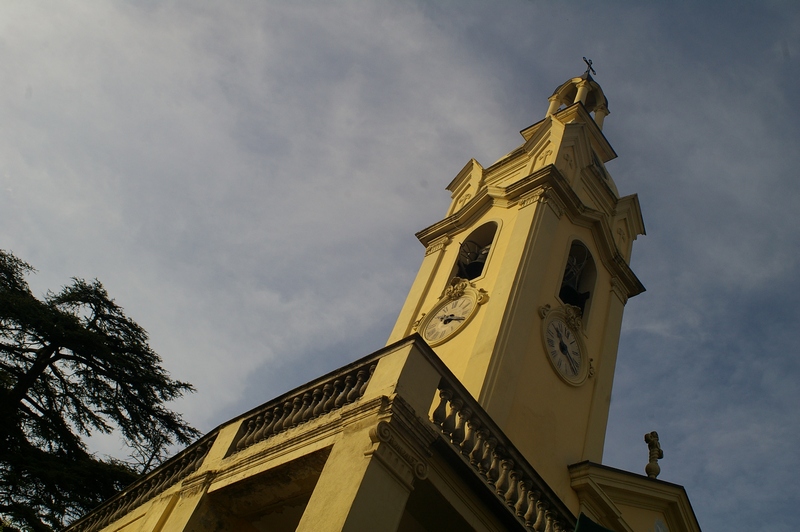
[[296, 338, 442, 532], [387, 235, 451, 343]]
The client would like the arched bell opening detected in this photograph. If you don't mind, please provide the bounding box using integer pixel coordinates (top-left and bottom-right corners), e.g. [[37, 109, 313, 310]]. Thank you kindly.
[[545, 76, 609, 128], [558, 240, 596, 319], [452, 222, 498, 282]]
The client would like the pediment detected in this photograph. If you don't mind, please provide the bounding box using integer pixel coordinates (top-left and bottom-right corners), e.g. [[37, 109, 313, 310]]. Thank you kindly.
[[569, 462, 701, 532], [446, 158, 484, 216]]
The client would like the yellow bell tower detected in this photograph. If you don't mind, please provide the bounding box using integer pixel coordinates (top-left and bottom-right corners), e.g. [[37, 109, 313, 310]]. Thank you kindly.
[[70, 66, 702, 532], [387, 68, 645, 501]]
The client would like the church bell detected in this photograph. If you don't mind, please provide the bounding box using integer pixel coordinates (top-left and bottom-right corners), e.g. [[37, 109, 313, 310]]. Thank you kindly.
[[457, 241, 491, 280]]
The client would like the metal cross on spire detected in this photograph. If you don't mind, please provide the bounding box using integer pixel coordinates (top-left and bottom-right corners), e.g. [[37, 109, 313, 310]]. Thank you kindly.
[[583, 57, 596, 76]]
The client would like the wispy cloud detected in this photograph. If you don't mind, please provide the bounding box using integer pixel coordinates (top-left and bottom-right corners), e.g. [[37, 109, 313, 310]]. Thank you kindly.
[[1, 2, 798, 530]]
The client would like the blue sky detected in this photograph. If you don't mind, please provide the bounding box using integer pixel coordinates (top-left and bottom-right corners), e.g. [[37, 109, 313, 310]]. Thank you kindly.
[[1, 2, 799, 530]]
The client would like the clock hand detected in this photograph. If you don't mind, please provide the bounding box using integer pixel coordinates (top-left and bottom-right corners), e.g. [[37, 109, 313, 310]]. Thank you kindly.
[[556, 329, 579, 375], [441, 314, 466, 325]]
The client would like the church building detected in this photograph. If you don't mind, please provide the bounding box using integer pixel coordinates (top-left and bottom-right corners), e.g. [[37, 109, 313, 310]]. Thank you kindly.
[[68, 67, 701, 532]]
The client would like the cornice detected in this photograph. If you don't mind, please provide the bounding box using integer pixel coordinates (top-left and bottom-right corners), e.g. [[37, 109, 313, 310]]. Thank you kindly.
[[416, 165, 644, 299]]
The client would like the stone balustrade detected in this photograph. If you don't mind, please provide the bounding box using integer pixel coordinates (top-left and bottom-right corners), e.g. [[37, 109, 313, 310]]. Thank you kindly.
[[228, 362, 377, 456], [66, 338, 577, 532], [69, 436, 216, 532], [432, 384, 576, 531]]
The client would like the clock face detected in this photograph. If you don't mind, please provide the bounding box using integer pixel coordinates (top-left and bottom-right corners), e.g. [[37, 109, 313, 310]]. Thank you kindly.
[[422, 295, 476, 345], [545, 318, 586, 384]]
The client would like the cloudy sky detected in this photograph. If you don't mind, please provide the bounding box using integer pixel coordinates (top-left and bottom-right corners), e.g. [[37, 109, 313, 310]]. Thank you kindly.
[[2, 1, 799, 530]]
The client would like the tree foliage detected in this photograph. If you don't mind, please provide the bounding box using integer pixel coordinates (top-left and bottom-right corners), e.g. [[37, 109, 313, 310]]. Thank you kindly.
[[0, 250, 199, 531]]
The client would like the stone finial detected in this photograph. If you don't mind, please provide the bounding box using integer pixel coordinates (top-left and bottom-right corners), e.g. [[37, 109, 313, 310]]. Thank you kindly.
[[644, 431, 664, 479]]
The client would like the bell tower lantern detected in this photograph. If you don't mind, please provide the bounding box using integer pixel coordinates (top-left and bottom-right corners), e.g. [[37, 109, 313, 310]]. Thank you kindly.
[[546, 58, 610, 129], [387, 65, 645, 502]]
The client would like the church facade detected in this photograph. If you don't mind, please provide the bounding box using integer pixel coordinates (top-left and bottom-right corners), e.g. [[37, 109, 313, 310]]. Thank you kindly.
[[68, 71, 700, 532]]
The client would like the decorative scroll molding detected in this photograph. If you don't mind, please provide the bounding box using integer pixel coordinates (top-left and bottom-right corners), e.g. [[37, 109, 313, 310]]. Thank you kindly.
[[563, 305, 583, 332], [539, 303, 582, 331], [444, 277, 488, 304], [368, 420, 429, 485], [179, 470, 215, 498], [431, 382, 576, 531]]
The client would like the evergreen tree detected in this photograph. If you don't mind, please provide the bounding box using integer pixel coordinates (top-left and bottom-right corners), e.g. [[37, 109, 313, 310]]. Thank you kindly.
[[0, 250, 199, 531]]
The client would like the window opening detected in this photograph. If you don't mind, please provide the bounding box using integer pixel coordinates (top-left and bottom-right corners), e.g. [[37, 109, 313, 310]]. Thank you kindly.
[[559, 241, 595, 315], [453, 222, 497, 281], [457, 241, 490, 280]]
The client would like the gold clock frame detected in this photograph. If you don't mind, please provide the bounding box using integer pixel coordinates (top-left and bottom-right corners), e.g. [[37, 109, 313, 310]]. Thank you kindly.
[[539, 304, 589, 386], [417, 277, 488, 346]]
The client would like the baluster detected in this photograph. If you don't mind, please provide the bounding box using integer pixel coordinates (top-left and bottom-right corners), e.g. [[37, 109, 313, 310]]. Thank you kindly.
[[524, 491, 538, 528], [83, 514, 98, 531], [359, 364, 376, 396], [275, 400, 292, 432], [165, 460, 183, 486], [479, 436, 497, 476], [294, 393, 311, 425], [553, 521, 564, 532], [140, 478, 158, 503], [504, 469, 521, 507], [452, 406, 471, 446], [123, 485, 144, 513], [486, 448, 502, 485], [432, 388, 452, 426], [255, 410, 273, 441], [97, 505, 111, 525], [99, 503, 116, 528], [441, 397, 463, 438], [145, 476, 158, 499], [244, 415, 262, 447], [111, 499, 124, 519], [163, 458, 185, 488], [190, 442, 209, 472], [469, 429, 486, 466], [324, 380, 342, 412], [177, 455, 194, 480], [134, 479, 153, 508], [544, 511, 554, 532], [81, 514, 95, 530], [335, 375, 354, 408], [96, 510, 109, 530], [263, 405, 282, 438], [495, 458, 514, 495], [516, 479, 532, 516], [306, 388, 322, 421], [348, 369, 367, 402], [151, 469, 169, 496], [460, 415, 479, 455], [284, 397, 302, 429], [136, 479, 153, 505], [316, 384, 333, 415], [532, 500, 547, 531], [237, 418, 255, 451]]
